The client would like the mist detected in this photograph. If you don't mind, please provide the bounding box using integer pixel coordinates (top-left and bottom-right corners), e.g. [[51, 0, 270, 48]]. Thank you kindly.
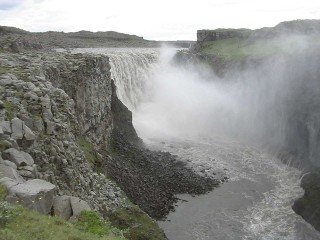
[[131, 42, 320, 166]]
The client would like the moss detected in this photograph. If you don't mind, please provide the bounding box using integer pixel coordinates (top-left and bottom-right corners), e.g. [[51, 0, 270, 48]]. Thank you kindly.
[[0, 67, 10, 74], [109, 206, 166, 240], [79, 137, 102, 165], [3, 100, 17, 120], [0, 184, 8, 201], [0, 140, 11, 152], [14, 90, 25, 98], [0, 206, 125, 240]]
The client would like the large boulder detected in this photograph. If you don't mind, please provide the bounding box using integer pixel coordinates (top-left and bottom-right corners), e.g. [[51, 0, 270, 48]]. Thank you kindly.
[[53, 195, 91, 221], [2, 178, 56, 214], [53, 195, 72, 220], [70, 196, 91, 218], [2, 148, 34, 166]]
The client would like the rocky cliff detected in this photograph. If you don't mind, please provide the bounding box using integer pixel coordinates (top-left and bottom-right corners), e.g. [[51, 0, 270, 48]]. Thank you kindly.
[[0, 49, 218, 239], [0, 52, 125, 216]]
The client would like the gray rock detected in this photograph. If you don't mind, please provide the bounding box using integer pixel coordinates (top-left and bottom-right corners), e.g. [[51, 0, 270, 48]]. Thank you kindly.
[[4, 179, 56, 214], [53, 195, 72, 220], [3, 160, 17, 169], [10, 118, 36, 141], [0, 100, 4, 109], [0, 164, 25, 182], [23, 125, 36, 141], [0, 121, 11, 135], [70, 196, 91, 218], [2, 148, 34, 166], [11, 118, 23, 139]]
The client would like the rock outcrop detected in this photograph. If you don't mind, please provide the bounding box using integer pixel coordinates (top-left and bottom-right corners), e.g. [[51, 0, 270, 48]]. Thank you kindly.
[[0, 52, 126, 217]]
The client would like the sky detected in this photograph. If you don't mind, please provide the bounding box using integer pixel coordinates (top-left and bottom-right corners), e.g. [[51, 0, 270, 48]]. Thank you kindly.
[[0, 0, 319, 40]]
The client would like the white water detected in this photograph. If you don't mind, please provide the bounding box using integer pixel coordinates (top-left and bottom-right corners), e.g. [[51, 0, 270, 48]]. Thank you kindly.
[[71, 48, 320, 239]]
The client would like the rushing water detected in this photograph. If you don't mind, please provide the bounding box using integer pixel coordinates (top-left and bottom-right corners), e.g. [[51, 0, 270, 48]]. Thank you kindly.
[[71, 48, 320, 239]]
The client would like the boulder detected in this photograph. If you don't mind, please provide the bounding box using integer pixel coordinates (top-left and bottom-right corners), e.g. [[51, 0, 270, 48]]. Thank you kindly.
[[0, 121, 11, 135], [10, 118, 36, 141], [53, 195, 91, 221], [53, 195, 72, 220], [2, 148, 34, 166], [2, 160, 17, 169], [0, 164, 25, 182], [4, 179, 56, 214], [69, 196, 91, 221], [11, 118, 23, 139]]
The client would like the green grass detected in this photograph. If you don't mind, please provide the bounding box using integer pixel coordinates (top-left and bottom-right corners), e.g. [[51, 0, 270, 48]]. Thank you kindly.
[[0, 206, 126, 240], [79, 137, 102, 165], [3, 100, 17, 120], [109, 206, 166, 240], [0, 184, 8, 201], [198, 35, 320, 60], [75, 211, 125, 238]]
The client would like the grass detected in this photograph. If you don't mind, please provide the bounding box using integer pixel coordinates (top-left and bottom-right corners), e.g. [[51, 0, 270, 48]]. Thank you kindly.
[[79, 137, 102, 166], [109, 206, 166, 240], [0, 184, 8, 201], [198, 35, 320, 60], [0, 206, 126, 240]]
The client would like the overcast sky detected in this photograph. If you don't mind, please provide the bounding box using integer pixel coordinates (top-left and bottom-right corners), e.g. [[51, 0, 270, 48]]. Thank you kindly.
[[0, 0, 319, 40]]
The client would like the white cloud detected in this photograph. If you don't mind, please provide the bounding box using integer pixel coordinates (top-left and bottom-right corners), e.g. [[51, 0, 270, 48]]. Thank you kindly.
[[0, 0, 319, 40]]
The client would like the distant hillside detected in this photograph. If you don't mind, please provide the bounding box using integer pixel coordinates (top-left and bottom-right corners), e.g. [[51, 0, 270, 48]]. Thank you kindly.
[[197, 19, 320, 44], [0, 26, 158, 52], [0, 26, 193, 52]]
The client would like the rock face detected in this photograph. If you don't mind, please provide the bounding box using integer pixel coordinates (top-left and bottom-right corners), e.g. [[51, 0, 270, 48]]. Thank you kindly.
[[0, 52, 127, 216], [2, 178, 56, 214]]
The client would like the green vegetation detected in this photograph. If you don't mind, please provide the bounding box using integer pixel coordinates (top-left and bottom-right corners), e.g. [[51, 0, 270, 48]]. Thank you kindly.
[[0, 184, 8, 201], [3, 100, 17, 120], [79, 137, 102, 166], [198, 35, 320, 60], [109, 206, 166, 240], [0, 67, 10, 74], [0, 184, 126, 240], [0, 140, 11, 152], [75, 211, 125, 238], [0, 206, 126, 240]]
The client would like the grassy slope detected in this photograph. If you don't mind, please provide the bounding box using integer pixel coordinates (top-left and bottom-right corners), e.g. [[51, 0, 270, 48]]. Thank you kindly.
[[0, 207, 126, 240], [0, 184, 125, 240], [198, 35, 320, 60]]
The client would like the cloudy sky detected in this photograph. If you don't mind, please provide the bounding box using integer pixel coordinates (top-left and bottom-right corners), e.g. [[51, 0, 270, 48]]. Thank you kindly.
[[0, 0, 319, 40]]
